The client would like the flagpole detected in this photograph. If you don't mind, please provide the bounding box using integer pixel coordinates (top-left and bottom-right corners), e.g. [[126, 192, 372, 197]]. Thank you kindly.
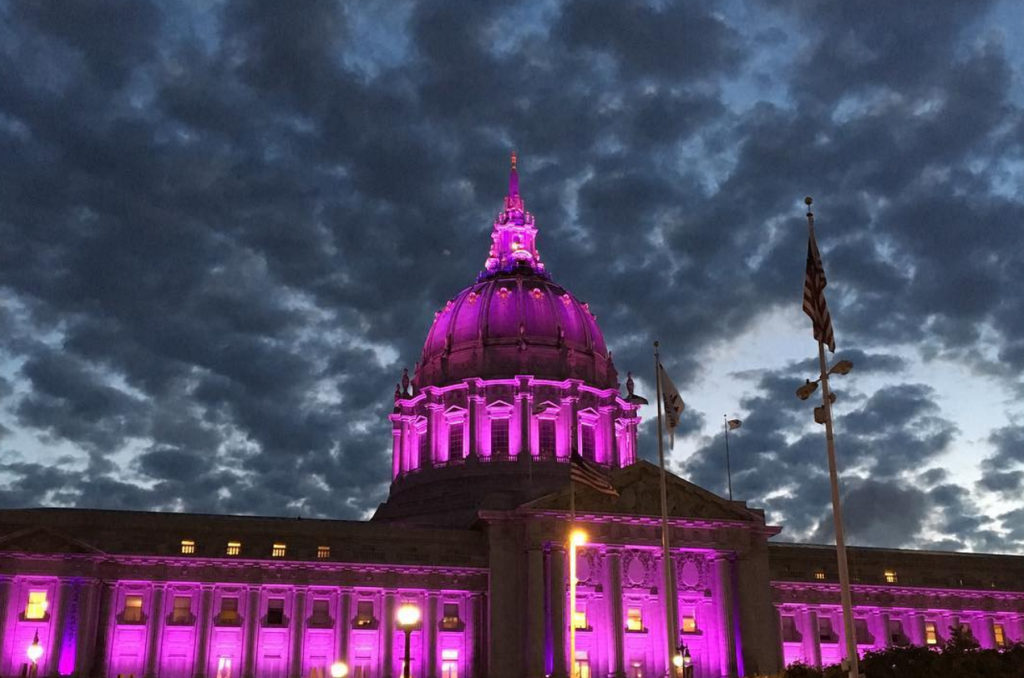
[[653, 341, 676, 675], [807, 206, 860, 678], [723, 416, 734, 501]]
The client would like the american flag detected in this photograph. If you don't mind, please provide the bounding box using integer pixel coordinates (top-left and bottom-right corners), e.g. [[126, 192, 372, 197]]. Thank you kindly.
[[803, 214, 836, 352], [570, 452, 619, 497]]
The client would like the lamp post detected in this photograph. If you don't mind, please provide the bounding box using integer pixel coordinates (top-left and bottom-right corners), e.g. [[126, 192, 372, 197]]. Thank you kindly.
[[27, 631, 43, 678], [569, 529, 587, 678], [330, 662, 349, 678], [671, 645, 692, 678], [396, 603, 421, 678]]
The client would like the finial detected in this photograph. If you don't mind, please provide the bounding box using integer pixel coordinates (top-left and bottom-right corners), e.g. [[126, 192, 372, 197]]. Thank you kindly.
[[804, 196, 814, 228], [511, 150, 517, 171], [626, 372, 635, 397], [401, 367, 410, 396], [508, 151, 520, 198]]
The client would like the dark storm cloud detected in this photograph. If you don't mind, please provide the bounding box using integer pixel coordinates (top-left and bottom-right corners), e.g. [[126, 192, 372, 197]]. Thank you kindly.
[[0, 0, 1020, 542], [682, 357, 985, 547]]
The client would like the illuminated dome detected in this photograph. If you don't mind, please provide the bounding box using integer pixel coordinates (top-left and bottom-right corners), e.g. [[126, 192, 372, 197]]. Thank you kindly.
[[375, 154, 643, 526], [415, 155, 615, 390]]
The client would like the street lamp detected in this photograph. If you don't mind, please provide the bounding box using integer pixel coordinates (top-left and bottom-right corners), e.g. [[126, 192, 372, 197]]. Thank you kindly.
[[330, 662, 349, 678], [569, 529, 587, 678], [672, 645, 692, 678], [396, 603, 421, 678], [27, 631, 43, 677]]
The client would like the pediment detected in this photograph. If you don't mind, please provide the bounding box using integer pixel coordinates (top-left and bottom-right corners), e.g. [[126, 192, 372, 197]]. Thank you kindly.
[[0, 526, 105, 555], [522, 460, 763, 523]]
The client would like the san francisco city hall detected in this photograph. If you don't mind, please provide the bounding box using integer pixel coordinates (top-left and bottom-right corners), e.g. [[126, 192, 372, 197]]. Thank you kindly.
[[2, 160, 1024, 678]]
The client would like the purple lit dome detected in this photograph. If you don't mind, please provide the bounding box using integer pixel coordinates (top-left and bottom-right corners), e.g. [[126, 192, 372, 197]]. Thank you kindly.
[[414, 155, 617, 390]]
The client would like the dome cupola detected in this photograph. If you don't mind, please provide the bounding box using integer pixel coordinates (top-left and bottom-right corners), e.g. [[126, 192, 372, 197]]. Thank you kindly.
[[374, 155, 644, 526]]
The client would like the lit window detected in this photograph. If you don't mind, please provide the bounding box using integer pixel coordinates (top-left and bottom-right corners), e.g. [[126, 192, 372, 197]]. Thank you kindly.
[[181, 540, 196, 555], [925, 622, 938, 645], [310, 599, 331, 626], [573, 605, 588, 630], [449, 423, 464, 459], [172, 596, 192, 624], [630, 659, 644, 678], [272, 543, 286, 558], [218, 597, 239, 624], [353, 656, 371, 678], [681, 611, 697, 634], [124, 595, 143, 623], [814, 571, 826, 581], [25, 591, 48, 620], [574, 651, 591, 678], [355, 600, 375, 628], [884, 570, 898, 584], [580, 425, 595, 459], [441, 649, 459, 678], [491, 418, 509, 457], [441, 603, 460, 630], [626, 607, 643, 632], [994, 623, 1006, 648], [538, 419, 556, 458], [226, 541, 241, 556], [266, 599, 285, 625], [317, 545, 330, 559], [216, 657, 232, 678]]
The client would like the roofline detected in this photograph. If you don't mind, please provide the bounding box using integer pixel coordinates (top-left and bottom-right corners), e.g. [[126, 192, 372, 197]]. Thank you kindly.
[[769, 540, 1024, 560]]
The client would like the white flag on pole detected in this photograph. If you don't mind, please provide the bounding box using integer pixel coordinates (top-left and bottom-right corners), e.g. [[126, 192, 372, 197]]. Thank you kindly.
[[658, 364, 685, 448]]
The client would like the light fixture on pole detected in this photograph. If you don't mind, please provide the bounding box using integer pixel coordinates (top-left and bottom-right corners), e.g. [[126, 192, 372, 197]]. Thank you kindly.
[[27, 631, 43, 677], [396, 603, 421, 678], [330, 662, 349, 678], [569, 529, 587, 678]]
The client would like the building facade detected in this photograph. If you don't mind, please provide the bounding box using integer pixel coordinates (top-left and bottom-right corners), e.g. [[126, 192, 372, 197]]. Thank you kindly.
[[2, 158, 1023, 678]]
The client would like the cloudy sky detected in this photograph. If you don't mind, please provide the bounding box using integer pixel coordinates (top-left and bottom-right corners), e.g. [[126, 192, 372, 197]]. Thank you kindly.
[[1, 0, 1023, 552]]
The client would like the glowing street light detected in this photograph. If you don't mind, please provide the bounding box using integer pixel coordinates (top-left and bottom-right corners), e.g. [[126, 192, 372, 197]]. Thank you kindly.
[[330, 662, 349, 678], [396, 603, 421, 678], [27, 631, 43, 677]]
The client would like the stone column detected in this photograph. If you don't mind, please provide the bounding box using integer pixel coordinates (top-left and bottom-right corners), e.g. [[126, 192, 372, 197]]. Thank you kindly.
[[391, 422, 403, 479], [468, 594, 484, 678], [875, 612, 891, 648], [76, 580, 101, 677], [910, 613, 927, 646], [0, 576, 12, 668], [46, 579, 72, 677], [382, 592, 397, 678], [605, 550, 625, 678], [976, 616, 996, 649], [194, 586, 215, 678], [425, 594, 439, 678], [468, 389, 482, 459], [714, 557, 736, 678], [548, 547, 567, 678], [91, 582, 117, 678], [291, 589, 307, 678], [338, 590, 351, 666], [243, 588, 261, 678], [800, 609, 821, 670], [144, 584, 166, 678], [527, 548, 547, 678]]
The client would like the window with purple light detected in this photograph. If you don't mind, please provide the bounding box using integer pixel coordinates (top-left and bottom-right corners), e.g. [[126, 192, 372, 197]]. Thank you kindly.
[[449, 422, 464, 460], [538, 419, 556, 459], [491, 418, 509, 457], [580, 424, 595, 461]]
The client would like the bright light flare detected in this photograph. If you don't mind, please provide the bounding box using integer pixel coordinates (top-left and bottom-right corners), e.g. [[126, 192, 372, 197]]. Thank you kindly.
[[331, 662, 349, 678], [569, 529, 588, 547], [396, 603, 421, 628]]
